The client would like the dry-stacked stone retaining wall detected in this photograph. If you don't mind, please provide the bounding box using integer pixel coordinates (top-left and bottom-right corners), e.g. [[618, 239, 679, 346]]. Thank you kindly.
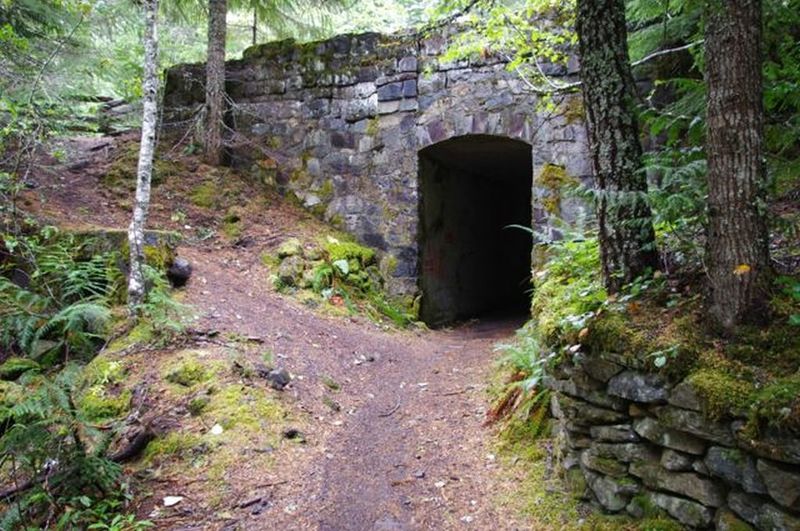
[[548, 352, 800, 529]]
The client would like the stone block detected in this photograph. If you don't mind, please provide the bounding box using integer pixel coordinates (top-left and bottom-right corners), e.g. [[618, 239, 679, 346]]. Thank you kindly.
[[574, 353, 624, 383], [580, 447, 628, 477], [655, 405, 735, 446], [716, 508, 755, 531], [704, 446, 767, 495], [544, 374, 627, 411], [590, 441, 659, 463], [377, 82, 403, 101], [401, 79, 417, 97], [418, 73, 446, 95], [330, 131, 356, 149], [398, 56, 418, 72], [377, 100, 401, 115], [608, 370, 669, 404], [553, 393, 628, 425], [729, 491, 800, 530], [757, 459, 800, 510], [668, 381, 703, 411], [590, 424, 640, 443], [648, 492, 714, 528], [736, 426, 800, 466], [399, 99, 418, 112], [630, 461, 726, 507], [584, 468, 639, 512], [633, 416, 707, 455], [661, 449, 694, 472]]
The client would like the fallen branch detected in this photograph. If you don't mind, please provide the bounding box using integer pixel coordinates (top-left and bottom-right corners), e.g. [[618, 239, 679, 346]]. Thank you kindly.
[[378, 402, 401, 418]]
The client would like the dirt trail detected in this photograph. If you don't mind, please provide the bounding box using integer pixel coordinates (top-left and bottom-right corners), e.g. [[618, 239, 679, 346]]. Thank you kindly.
[[22, 135, 534, 530], [181, 245, 528, 530]]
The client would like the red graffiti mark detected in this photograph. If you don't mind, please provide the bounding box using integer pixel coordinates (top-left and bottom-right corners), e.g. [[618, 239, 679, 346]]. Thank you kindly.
[[422, 248, 443, 278]]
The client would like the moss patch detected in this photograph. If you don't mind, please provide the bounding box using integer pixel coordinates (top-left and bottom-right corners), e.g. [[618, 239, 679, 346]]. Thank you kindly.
[[78, 385, 132, 421], [322, 238, 376, 265], [190, 182, 218, 208], [165, 357, 212, 387], [204, 384, 284, 430], [143, 432, 205, 464]]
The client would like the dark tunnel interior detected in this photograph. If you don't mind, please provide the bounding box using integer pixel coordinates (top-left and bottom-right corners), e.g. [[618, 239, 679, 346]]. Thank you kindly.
[[418, 135, 533, 326]]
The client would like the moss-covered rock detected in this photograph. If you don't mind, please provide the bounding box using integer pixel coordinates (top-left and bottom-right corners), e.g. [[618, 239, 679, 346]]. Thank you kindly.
[[323, 238, 375, 265], [277, 238, 304, 258]]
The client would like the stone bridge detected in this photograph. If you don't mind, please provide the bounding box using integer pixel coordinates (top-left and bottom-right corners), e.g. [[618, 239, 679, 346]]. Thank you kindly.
[[164, 30, 590, 325]]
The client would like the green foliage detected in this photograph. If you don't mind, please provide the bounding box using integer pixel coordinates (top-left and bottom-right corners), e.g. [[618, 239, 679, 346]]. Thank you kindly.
[[0, 365, 144, 529], [531, 237, 606, 345], [494, 323, 555, 394], [435, 0, 576, 102], [0, 357, 40, 380], [0, 228, 116, 365], [777, 276, 800, 326], [190, 181, 218, 208], [134, 264, 192, 344]]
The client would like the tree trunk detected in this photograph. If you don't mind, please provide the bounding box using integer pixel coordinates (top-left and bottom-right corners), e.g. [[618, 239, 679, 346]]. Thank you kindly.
[[204, 0, 227, 166], [576, 0, 659, 292], [127, 0, 159, 312], [252, 9, 257, 46], [705, 0, 771, 331]]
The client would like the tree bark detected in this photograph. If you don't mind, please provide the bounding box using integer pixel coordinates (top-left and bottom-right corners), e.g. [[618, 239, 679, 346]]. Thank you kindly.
[[705, 0, 771, 330], [127, 0, 159, 312], [204, 0, 227, 166], [576, 0, 659, 292]]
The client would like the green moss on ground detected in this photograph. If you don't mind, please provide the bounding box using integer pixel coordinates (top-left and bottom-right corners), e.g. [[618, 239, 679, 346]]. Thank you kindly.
[[190, 181, 218, 208], [165, 357, 211, 387], [204, 384, 284, 430]]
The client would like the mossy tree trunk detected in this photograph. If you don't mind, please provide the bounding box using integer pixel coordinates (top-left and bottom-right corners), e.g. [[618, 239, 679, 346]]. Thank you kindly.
[[204, 0, 227, 166], [705, 0, 772, 331], [127, 0, 159, 312], [576, 0, 659, 292]]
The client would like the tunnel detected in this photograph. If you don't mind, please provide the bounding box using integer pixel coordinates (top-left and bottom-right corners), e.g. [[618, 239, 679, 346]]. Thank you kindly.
[[418, 134, 534, 326]]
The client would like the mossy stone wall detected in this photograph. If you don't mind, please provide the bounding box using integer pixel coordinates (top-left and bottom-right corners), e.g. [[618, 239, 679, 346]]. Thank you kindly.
[[548, 350, 800, 529], [162, 29, 591, 298]]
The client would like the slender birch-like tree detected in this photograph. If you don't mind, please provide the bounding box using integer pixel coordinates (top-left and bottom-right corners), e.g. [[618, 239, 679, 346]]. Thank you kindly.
[[127, 0, 160, 311]]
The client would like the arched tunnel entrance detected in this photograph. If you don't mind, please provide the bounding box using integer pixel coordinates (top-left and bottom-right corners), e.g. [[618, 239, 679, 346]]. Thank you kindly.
[[418, 135, 533, 326]]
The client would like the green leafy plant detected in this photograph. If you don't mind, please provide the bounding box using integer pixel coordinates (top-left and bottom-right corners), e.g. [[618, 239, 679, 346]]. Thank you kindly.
[[777, 276, 800, 326], [0, 365, 146, 529], [0, 229, 116, 365]]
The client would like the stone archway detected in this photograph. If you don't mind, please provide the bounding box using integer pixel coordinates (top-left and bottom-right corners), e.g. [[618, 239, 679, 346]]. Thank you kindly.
[[418, 135, 533, 326]]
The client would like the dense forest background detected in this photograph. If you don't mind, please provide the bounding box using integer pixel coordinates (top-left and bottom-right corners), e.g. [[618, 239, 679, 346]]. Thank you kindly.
[[1, 0, 799, 528]]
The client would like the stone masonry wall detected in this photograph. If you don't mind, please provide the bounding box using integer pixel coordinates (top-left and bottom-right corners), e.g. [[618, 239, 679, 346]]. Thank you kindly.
[[548, 352, 800, 530], [162, 30, 591, 299]]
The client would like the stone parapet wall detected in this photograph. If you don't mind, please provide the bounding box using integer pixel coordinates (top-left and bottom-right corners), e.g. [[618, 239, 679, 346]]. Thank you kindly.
[[162, 30, 591, 299], [548, 353, 800, 529]]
